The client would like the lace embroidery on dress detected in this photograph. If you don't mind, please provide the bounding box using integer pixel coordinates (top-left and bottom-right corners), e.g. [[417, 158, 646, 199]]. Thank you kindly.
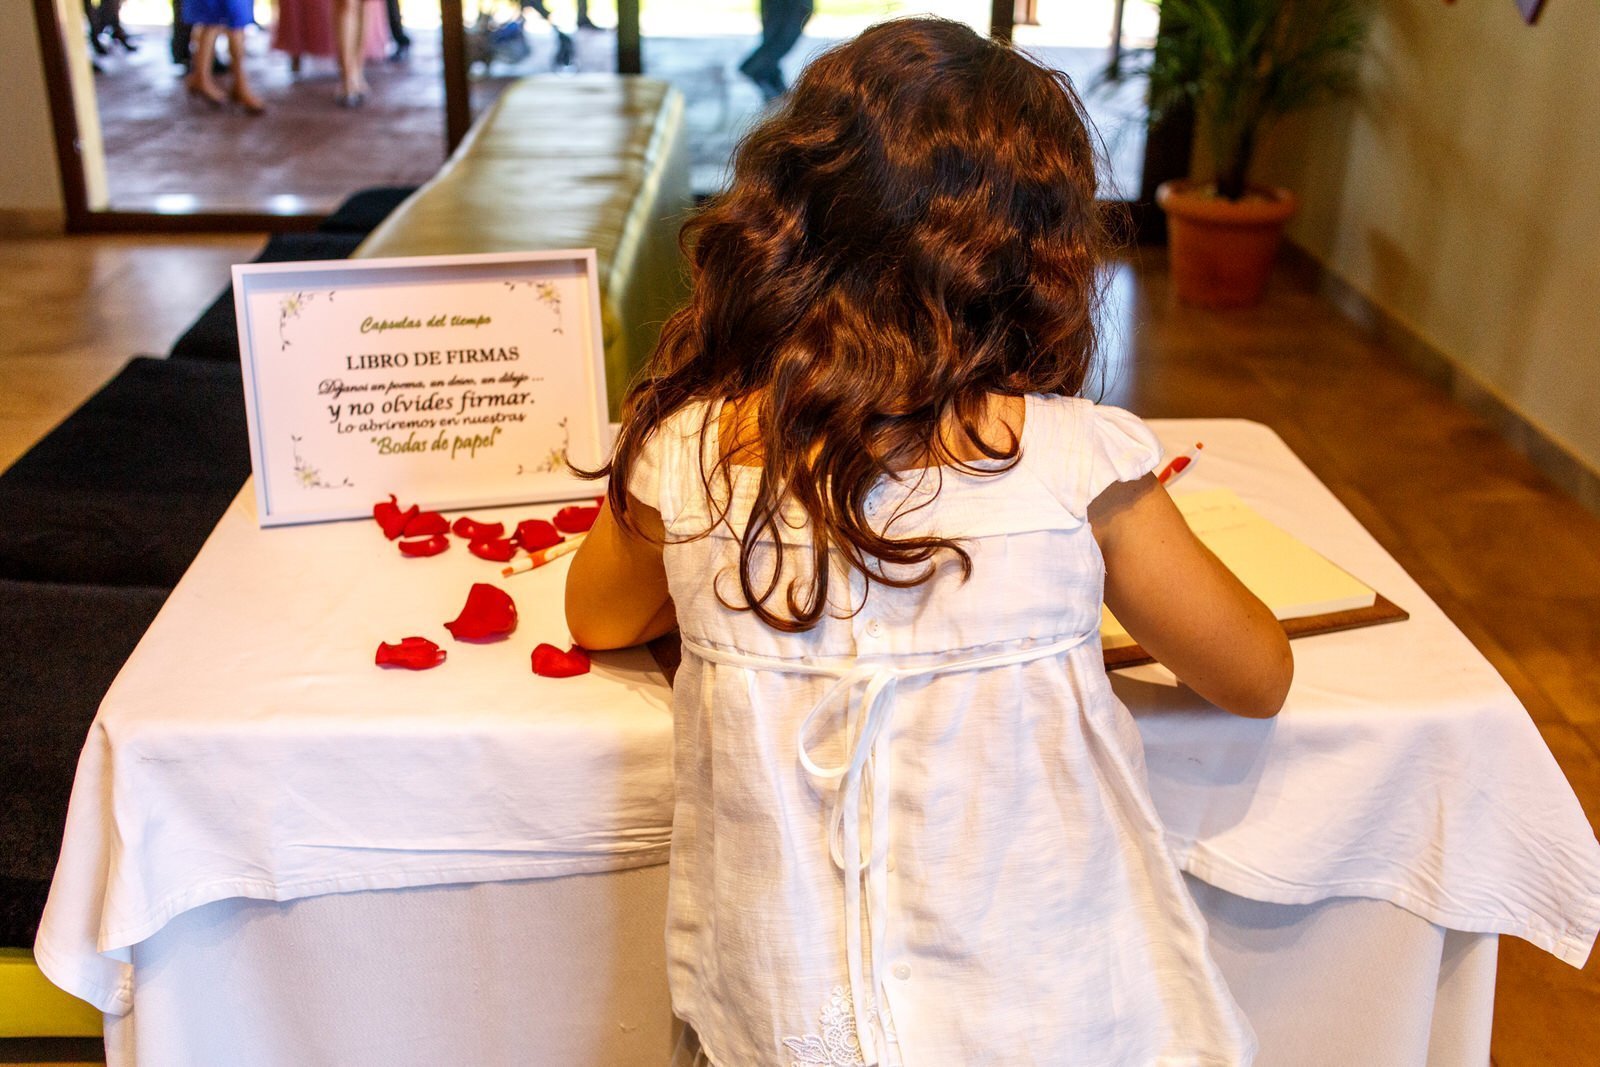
[[781, 986, 867, 1067]]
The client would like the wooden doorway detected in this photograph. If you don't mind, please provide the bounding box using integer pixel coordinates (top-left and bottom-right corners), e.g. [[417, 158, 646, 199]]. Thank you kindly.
[[32, 0, 472, 231]]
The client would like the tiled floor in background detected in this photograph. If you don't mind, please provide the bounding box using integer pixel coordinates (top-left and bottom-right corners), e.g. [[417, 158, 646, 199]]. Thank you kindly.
[[93, 27, 449, 213], [0, 234, 1595, 1065], [88, 20, 1144, 209], [0, 233, 263, 470]]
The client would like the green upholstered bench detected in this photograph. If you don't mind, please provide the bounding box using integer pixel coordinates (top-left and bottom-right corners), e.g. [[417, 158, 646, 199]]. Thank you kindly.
[[357, 75, 692, 417]]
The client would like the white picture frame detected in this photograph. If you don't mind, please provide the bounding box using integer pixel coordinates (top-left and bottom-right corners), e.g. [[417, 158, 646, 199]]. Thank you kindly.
[[232, 249, 609, 527]]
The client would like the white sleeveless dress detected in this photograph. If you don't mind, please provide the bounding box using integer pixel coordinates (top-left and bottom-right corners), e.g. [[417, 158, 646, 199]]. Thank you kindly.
[[630, 394, 1255, 1067]]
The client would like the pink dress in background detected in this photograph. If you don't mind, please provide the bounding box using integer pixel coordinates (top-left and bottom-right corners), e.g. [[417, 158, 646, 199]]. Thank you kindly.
[[271, 0, 387, 61]]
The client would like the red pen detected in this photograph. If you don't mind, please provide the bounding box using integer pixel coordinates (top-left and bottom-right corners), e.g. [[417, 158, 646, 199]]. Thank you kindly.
[[1157, 442, 1203, 486]]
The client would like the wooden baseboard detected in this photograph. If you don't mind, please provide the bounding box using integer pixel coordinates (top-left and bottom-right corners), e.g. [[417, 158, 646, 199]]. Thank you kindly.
[[0, 208, 66, 238], [1281, 243, 1600, 518]]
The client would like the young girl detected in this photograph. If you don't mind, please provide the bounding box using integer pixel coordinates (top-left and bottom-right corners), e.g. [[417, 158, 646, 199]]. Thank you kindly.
[[566, 17, 1292, 1066]]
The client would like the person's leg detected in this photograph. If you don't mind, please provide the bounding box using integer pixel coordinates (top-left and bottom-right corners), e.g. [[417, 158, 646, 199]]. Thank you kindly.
[[104, 0, 138, 49], [185, 24, 226, 104], [170, 0, 194, 67], [739, 0, 784, 98], [385, 0, 410, 56], [753, 0, 778, 64], [86, 0, 109, 56], [226, 27, 263, 112], [334, 0, 371, 101], [767, 0, 811, 63]]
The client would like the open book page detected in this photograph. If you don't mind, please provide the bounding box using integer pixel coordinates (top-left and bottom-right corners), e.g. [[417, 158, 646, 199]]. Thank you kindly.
[[1101, 488, 1378, 650]]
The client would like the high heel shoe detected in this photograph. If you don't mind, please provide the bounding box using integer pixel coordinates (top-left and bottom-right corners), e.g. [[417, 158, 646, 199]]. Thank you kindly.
[[335, 89, 368, 108]]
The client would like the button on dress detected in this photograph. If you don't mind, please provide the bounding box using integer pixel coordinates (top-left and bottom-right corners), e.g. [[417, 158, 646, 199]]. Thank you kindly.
[[630, 395, 1256, 1067]]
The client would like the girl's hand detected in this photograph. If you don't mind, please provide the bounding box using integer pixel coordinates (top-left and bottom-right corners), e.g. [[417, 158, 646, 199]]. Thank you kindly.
[[564, 497, 677, 650], [1090, 474, 1293, 718]]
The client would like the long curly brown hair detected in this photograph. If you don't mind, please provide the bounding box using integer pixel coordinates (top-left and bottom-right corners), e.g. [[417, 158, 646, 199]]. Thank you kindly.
[[598, 16, 1112, 632]]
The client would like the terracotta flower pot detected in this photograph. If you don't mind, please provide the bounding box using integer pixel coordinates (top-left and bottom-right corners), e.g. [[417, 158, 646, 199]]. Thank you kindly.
[[1156, 180, 1299, 308]]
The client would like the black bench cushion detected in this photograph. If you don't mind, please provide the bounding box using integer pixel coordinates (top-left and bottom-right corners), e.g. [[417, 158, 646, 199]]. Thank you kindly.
[[169, 231, 365, 364], [318, 185, 418, 235], [0, 580, 170, 947], [0, 357, 250, 587]]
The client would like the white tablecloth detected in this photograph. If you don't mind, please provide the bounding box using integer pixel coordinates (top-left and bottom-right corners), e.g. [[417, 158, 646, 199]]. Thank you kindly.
[[36, 419, 1600, 1035], [36, 486, 677, 1014], [100, 870, 1498, 1067], [1128, 421, 1600, 964]]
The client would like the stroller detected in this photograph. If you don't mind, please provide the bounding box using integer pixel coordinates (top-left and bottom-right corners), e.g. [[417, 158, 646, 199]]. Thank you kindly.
[[466, 0, 592, 73], [465, 11, 533, 73]]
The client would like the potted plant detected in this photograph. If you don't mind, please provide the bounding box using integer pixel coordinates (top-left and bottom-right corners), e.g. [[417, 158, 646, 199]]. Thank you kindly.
[[1127, 0, 1370, 307]]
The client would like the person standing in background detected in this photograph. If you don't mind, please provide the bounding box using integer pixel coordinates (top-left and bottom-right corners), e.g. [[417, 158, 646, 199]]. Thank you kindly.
[[334, 0, 373, 105], [738, 0, 813, 100], [523, 0, 597, 30], [521, 0, 598, 68], [85, 0, 138, 56], [384, 0, 411, 61], [273, 0, 385, 102], [182, 0, 265, 113], [170, 0, 194, 68]]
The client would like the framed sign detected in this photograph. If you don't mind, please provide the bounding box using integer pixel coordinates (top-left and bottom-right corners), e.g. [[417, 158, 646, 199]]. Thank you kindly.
[[232, 250, 609, 527]]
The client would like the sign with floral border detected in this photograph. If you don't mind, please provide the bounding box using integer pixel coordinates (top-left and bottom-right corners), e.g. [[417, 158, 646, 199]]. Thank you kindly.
[[233, 249, 609, 527]]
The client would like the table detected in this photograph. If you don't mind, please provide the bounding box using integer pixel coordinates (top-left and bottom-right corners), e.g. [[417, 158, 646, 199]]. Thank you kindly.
[[37, 419, 1600, 1065], [97, 871, 1497, 1066]]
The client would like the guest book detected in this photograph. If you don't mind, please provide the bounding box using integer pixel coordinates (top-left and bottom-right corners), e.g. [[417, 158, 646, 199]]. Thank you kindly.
[[1101, 488, 1408, 669]]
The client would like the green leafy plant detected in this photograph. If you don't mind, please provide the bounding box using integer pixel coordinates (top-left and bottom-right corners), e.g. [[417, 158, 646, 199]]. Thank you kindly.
[[1132, 0, 1371, 200]]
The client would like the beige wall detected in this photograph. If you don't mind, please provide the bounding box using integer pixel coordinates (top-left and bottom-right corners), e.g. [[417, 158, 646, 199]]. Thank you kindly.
[[1256, 0, 1600, 476], [0, 6, 66, 230], [1, 2, 109, 232]]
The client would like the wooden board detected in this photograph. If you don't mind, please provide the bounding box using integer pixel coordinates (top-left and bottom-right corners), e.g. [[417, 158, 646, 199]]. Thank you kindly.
[[1103, 593, 1410, 671]]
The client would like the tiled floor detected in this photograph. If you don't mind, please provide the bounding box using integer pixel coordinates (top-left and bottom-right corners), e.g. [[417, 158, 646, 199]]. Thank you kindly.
[[88, 21, 1145, 209], [91, 25, 465, 214], [1097, 254, 1600, 1066], [0, 233, 264, 470], [0, 234, 1595, 1064]]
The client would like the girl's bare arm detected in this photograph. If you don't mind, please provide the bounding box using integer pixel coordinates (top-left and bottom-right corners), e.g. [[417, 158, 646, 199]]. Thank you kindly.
[[1090, 474, 1293, 718], [564, 499, 677, 650]]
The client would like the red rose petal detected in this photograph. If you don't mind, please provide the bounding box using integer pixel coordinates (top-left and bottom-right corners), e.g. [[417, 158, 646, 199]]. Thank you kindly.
[[514, 518, 562, 552], [375, 636, 447, 670], [398, 534, 450, 557], [403, 510, 449, 537], [374, 495, 401, 535], [452, 516, 506, 541], [531, 642, 590, 678], [374, 495, 419, 540], [445, 582, 517, 640], [553, 504, 600, 534], [469, 537, 518, 562]]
